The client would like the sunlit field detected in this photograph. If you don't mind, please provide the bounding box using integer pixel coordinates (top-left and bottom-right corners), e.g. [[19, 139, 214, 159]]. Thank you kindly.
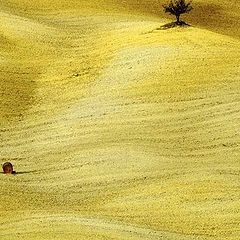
[[1, 0, 240, 239]]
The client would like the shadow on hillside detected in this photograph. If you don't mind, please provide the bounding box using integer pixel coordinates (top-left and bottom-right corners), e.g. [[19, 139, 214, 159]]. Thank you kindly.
[[175, 3, 240, 38], [1, 170, 39, 175], [159, 21, 190, 30], [116, 1, 240, 38], [15, 170, 39, 175], [143, 21, 190, 34]]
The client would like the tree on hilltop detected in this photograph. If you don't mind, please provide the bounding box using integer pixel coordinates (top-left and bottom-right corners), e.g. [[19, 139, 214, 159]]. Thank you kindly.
[[163, 0, 193, 25]]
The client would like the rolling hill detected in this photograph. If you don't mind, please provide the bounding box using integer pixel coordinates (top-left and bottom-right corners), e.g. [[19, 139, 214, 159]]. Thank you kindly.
[[1, 0, 240, 239]]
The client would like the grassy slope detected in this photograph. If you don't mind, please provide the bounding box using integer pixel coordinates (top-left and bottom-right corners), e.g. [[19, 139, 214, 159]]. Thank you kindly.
[[0, 0, 240, 239]]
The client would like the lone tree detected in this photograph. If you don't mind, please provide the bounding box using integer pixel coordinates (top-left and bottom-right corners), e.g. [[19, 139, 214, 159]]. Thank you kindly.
[[163, 0, 193, 25]]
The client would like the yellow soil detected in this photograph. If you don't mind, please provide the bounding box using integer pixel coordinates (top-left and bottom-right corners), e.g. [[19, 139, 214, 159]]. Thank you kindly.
[[0, 0, 240, 239]]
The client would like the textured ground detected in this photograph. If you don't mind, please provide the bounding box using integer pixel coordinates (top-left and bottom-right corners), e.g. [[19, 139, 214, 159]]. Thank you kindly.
[[0, 0, 240, 239]]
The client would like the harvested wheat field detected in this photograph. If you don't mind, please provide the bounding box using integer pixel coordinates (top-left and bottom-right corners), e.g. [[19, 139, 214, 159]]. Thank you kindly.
[[0, 0, 240, 239]]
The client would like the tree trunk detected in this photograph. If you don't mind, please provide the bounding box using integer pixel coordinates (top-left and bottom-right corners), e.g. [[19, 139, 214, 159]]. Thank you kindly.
[[176, 15, 180, 24]]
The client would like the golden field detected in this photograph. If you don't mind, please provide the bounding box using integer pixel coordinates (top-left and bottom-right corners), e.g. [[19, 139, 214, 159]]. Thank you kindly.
[[0, 0, 240, 239]]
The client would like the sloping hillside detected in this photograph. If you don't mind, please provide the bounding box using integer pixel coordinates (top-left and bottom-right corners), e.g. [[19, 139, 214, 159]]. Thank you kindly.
[[0, 1, 240, 239]]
